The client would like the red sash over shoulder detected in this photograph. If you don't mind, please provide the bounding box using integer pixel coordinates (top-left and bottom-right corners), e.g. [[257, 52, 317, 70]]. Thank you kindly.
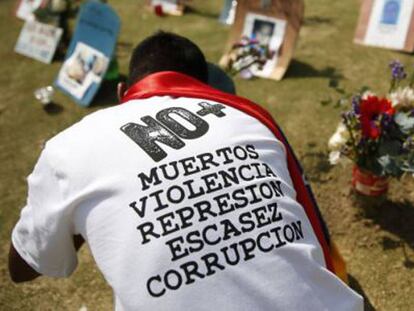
[[122, 71, 335, 273]]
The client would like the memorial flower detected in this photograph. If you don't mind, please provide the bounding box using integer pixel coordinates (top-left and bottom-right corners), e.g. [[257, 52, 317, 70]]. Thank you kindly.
[[389, 60, 407, 81], [361, 90, 375, 100], [328, 122, 349, 150], [359, 96, 395, 139], [225, 36, 274, 79], [389, 86, 414, 111], [327, 61, 414, 182], [329, 150, 342, 165]]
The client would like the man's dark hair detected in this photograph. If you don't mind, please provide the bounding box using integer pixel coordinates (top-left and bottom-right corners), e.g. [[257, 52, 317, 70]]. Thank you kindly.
[[128, 31, 208, 86]]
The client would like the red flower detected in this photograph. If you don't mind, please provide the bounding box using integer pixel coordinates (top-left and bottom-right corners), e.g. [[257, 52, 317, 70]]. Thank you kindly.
[[359, 96, 395, 139]]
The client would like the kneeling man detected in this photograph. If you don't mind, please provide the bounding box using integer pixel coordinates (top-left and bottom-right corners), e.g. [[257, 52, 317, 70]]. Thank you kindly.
[[9, 32, 363, 311]]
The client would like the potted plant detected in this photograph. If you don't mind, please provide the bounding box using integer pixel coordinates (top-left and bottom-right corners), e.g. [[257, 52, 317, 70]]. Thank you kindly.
[[327, 61, 414, 196]]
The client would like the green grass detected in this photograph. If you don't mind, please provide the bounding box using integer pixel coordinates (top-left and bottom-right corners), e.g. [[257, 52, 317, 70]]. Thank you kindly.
[[1, 0, 414, 309]]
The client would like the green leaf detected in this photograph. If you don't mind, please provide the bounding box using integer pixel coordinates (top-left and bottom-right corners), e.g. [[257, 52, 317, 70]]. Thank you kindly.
[[357, 86, 371, 94], [378, 139, 401, 156], [401, 161, 414, 173], [335, 88, 346, 95], [358, 157, 384, 176], [378, 155, 403, 177], [328, 79, 339, 88]]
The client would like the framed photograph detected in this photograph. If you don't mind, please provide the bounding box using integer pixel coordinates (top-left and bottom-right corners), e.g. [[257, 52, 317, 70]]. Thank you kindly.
[[241, 13, 286, 78], [54, 0, 120, 106], [219, 0, 304, 81], [56, 42, 109, 100], [148, 0, 185, 16], [354, 0, 414, 51]]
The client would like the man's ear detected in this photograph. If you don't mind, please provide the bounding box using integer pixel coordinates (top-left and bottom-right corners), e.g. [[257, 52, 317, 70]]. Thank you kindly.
[[117, 82, 128, 103]]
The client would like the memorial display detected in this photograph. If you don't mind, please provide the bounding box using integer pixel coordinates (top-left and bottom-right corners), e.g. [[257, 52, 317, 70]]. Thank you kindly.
[[220, 0, 304, 80], [56, 42, 109, 100], [327, 60, 414, 196], [14, 20, 63, 63], [3, 1, 414, 309], [354, 0, 414, 51], [55, 0, 120, 106]]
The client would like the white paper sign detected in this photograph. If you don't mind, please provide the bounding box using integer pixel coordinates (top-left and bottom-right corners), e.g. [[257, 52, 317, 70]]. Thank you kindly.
[[16, 0, 44, 21], [56, 42, 109, 100], [364, 0, 414, 50], [14, 20, 63, 64], [151, 0, 179, 13], [241, 13, 287, 78]]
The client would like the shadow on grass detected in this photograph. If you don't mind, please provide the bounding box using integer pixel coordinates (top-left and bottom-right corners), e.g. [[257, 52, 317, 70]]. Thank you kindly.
[[348, 274, 376, 310], [303, 16, 333, 26], [43, 102, 64, 115], [300, 148, 333, 184], [185, 6, 219, 19], [381, 236, 414, 269], [355, 197, 414, 264], [285, 60, 344, 80], [92, 74, 127, 107]]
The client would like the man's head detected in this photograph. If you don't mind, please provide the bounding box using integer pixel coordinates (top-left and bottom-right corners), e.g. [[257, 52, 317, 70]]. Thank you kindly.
[[117, 31, 233, 101], [128, 31, 208, 85]]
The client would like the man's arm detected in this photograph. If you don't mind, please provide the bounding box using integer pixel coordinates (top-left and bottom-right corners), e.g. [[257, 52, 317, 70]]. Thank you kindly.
[[8, 234, 85, 283]]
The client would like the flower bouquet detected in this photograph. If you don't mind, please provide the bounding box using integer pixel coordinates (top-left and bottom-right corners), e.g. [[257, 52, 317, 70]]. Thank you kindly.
[[225, 36, 275, 79], [327, 61, 414, 196]]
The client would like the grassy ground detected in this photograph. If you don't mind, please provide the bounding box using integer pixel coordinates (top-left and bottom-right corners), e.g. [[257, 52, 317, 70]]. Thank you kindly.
[[1, 0, 413, 310]]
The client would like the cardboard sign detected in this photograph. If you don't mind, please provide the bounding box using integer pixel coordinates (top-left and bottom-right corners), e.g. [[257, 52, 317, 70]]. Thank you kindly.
[[16, 0, 45, 21], [220, 0, 304, 81], [55, 1, 120, 107], [14, 20, 63, 64], [354, 0, 414, 51], [147, 0, 185, 16]]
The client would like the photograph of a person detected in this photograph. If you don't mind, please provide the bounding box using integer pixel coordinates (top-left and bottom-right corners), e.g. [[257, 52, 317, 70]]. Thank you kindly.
[[360, 0, 414, 50], [57, 41, 108, 99], [252, 19, 275, 46], [241, 13, 287, 78], [380, 0, 401, 25]]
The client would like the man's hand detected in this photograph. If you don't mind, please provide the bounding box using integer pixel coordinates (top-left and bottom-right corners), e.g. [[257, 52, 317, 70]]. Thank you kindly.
[[8, 234, 85, 283], [8, 244, 40, 283]]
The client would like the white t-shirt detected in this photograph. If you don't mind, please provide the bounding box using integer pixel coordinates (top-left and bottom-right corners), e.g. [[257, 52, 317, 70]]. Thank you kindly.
[[12, 95, 363, 310]]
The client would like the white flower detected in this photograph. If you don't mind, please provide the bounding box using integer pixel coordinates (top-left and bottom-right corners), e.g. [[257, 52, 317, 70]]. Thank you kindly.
[[362, 90, 375, 99], [328, 122, 349, 151], [389, 86, 414, 109], [329, 151, 342, 165]]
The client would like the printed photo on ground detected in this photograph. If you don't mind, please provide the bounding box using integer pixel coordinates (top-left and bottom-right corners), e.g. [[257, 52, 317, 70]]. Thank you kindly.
[[56, 42, 109, 100]]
